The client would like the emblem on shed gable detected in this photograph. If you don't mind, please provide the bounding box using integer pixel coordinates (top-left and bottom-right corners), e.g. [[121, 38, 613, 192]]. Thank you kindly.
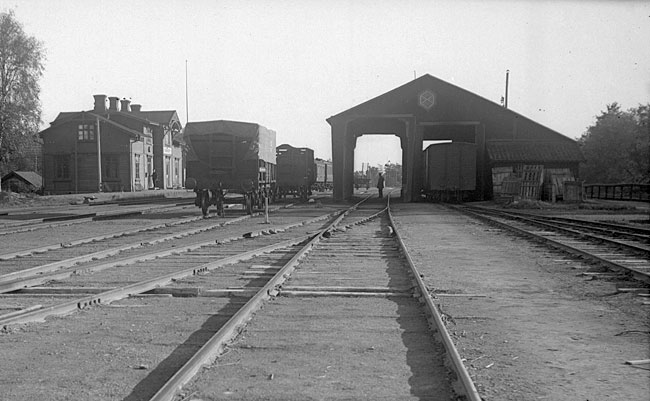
[[419, 90, 436, 110]]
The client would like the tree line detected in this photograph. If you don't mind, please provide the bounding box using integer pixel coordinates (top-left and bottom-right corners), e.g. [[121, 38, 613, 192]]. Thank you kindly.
[[0, 11, 44, 177], [579, 103, 649, 184], [0, 10, 647, 189]]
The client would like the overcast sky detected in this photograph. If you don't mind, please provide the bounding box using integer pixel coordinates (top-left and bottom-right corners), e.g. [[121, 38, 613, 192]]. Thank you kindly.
[[3, 0, 649, 170]]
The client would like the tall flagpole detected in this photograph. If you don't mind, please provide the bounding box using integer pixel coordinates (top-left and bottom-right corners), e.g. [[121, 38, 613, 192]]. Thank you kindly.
[[185, 60, 189, 125]]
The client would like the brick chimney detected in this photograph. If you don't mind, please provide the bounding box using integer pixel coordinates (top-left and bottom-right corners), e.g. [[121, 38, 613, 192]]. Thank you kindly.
[[120, 98, 131, 112], [108, 96, 119, 111], [93, 94, 107, 113], [131, 104, 142, 112]]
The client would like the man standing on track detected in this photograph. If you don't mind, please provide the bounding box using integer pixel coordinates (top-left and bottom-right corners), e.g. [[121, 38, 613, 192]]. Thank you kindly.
[[377, 172, 385, 199]]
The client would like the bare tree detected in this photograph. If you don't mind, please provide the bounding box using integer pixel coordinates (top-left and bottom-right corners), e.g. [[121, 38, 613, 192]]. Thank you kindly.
[[0, 10, 45, 177]]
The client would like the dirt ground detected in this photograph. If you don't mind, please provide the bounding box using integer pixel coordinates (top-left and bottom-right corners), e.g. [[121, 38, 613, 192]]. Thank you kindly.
[[392, 202, 649, 400], [1, 193, 648, 400], [0, 189, 193, 209]]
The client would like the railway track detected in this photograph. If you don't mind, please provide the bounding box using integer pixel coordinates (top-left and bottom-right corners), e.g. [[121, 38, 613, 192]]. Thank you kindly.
[[0, 205, 340, 320], [0, 197, 479, 401], [455, 205, 650, 285], [0, 199, 195, 236]]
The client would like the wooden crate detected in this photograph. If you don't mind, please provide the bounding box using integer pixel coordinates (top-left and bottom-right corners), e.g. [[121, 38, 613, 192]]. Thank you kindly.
[[520, 165, 544, 200]]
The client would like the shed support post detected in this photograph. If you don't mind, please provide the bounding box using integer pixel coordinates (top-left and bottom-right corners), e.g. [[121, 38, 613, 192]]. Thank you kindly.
[[403, 118, 420, 202], [331, 120, 347, 201], [475, 124, 486, 200]]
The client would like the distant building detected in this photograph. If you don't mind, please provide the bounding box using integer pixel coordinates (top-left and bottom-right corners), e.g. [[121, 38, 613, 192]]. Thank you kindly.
[[38, 95, 184, 194], [1, 170, 43, 193], [130, 107, 185, 190]]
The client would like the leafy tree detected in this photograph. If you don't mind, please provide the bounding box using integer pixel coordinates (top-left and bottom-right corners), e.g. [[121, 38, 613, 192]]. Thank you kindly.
[[0, 10, 45, 177], [579, 103, 649, 184]]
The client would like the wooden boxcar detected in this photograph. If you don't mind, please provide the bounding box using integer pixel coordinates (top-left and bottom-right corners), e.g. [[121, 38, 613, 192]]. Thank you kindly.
[[183, 120, 276, 215], [276, 144, 315, 200], [423, 142, 477, 201], [314, 158, 333, 191]]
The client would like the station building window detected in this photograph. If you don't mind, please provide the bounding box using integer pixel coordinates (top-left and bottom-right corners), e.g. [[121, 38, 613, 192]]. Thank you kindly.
[[78, 124, 95, 141], [134, 154, 141, 180], [165, 156, 171, 188]]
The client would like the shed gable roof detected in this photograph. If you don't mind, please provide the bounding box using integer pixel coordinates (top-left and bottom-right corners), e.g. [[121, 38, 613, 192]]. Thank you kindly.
[[327, 73, 575, 143], [1, 171, 43, 188]]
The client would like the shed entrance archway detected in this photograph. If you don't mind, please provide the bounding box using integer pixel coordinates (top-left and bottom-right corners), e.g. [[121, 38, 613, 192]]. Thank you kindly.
[[354, 133, 404, 192], [328, 116, 414, 201]]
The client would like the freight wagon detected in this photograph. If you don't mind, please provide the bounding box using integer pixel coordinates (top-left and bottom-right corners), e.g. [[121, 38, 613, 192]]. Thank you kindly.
[[183, 120, 276, 216], [276, 144, 315, 200], [314, 158, 333, 191], [423, 142, 477, 202]]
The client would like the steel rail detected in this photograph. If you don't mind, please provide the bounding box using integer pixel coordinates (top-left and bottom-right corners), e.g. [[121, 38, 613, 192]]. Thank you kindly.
[[0, 203, 291, 260], [526, 218, 650, 243], [0, 211, 339, 294], [148, 196, 374, 401], [0, 214, 253, 282], [0, 201, 202, 236], [0, 215, 208, 260], [465, 206, 650, 236], [0, 209, 262, 260], [387, 198, 482, 401], [458, 206, 649, 255], [457, 207, 650, 283], [0, 234, 313, 327]]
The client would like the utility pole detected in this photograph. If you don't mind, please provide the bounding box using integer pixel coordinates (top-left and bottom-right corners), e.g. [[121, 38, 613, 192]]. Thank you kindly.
[[96, 117, 102, 192]]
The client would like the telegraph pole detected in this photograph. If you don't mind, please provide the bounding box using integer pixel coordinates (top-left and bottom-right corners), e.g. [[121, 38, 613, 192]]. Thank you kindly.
[[96, 117, 102, 192]]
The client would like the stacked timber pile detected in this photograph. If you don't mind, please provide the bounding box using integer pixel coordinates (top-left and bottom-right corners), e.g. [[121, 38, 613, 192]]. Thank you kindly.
[[492, 165, 582, 203]]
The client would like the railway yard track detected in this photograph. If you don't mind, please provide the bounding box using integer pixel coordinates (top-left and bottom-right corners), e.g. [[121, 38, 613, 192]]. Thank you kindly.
[[0, 197, 194, 236], [0, 196, 478, 401], [1, 195, 648, 400], [455, 205, 650, 286]]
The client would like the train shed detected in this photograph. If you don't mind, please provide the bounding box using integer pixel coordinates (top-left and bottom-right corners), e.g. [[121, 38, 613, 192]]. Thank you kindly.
[[327, 74, 583, 201]]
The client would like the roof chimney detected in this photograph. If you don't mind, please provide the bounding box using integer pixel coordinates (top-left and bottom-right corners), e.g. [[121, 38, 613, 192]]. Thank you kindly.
[[108, 96, 119, 111], [130, 104, 142, 112], [93, 94, 107, 113], [120, 98, 131, 112]]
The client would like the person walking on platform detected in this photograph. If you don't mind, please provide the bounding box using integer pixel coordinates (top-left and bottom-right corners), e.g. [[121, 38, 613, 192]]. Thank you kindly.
[[377, 172, 385, 198]]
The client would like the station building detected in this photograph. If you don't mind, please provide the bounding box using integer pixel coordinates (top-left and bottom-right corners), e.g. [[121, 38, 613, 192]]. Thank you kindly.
[[39, 95, 184, 194], [327, 74, 584, 202]]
